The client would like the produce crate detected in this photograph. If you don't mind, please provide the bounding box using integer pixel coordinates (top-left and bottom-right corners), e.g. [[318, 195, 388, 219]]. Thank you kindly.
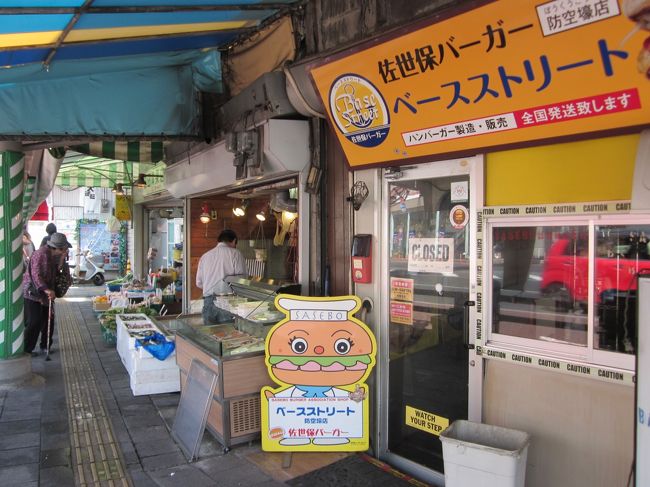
[[93, 302, 111, 312], [101, 324, 117, 346]]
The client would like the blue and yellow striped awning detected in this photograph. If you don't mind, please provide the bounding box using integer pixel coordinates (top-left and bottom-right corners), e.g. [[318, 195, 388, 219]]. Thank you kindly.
[[0, 2, 298, 137], [0, 1, 297, 67]]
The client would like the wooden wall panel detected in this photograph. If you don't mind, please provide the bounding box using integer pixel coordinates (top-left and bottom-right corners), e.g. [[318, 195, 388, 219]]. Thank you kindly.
[[189, 196, 279, 300], [325, 127, 351, 296]]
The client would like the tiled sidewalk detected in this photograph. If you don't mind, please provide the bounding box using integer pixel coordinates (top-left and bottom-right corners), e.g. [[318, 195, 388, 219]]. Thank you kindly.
[[0, 286, 426, 487]]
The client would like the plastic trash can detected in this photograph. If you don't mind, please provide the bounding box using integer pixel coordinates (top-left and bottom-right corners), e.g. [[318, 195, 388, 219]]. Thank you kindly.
[[440, 420, 530, 487]]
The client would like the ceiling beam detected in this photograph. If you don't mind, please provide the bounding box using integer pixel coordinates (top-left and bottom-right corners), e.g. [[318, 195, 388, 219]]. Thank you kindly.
[[19, 135, 202, 152], [0, 4, 293, 14], [43, 0, 94, 68]]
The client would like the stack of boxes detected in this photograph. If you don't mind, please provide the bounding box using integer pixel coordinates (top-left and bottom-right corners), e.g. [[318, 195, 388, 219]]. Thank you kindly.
[[116, 314, 180, 395]]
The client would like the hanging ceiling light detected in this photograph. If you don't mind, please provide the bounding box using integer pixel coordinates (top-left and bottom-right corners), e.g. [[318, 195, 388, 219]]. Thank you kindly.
[[256, 204, 267, 222], [199, 202, 211, 224], [134, 172, 164, 188], [233, 199, 249, 217], [134, 173, 147, 188]]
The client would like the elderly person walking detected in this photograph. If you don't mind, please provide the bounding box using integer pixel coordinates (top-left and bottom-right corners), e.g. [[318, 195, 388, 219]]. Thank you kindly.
[[23, 232, 70, 356]]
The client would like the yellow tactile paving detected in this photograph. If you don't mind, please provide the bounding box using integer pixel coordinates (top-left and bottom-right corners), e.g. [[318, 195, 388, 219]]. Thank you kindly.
[[58, 300, 131, 487]]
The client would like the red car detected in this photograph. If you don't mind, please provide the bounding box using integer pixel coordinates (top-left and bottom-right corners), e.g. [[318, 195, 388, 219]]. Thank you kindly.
[[541, 238, 650, 304]]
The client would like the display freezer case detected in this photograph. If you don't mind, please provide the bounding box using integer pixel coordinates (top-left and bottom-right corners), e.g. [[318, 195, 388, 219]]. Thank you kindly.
[[158, 276, 299, 451]]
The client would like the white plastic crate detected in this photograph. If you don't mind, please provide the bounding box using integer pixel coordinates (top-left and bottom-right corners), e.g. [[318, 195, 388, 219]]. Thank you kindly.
[[129, 367, 180, 396], [116, 318, 158, 351]]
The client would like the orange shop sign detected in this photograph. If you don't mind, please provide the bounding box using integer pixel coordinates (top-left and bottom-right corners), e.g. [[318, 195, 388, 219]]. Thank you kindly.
[[309, 0, 650, 168]]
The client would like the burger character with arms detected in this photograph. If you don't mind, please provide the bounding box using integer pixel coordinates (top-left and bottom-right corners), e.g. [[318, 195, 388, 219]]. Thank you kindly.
[[262, 296, 376, 448]]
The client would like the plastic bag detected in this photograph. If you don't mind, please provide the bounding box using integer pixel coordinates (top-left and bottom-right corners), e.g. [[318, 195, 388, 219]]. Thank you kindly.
[[105, 215, 121, 233], [135, 332, 175, 361]]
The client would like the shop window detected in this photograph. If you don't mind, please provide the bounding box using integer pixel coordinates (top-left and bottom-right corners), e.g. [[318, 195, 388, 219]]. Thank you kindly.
[[488, 217, 650, 370], [593, 225, 650, 354]]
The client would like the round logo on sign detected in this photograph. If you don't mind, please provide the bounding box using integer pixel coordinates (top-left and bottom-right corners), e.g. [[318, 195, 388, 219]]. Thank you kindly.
[[328, 74, 390, 148], [450, 205, 469, 229]]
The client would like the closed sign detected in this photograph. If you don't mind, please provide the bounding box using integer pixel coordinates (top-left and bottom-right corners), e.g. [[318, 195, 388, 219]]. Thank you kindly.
[[407, 238, 454, 274]]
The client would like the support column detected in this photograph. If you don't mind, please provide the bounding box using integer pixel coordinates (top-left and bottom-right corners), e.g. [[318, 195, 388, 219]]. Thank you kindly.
[[0, 144, 30, 384]]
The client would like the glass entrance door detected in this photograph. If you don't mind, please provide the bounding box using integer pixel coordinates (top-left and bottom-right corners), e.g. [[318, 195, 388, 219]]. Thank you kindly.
[[378, 159, 481, 484]]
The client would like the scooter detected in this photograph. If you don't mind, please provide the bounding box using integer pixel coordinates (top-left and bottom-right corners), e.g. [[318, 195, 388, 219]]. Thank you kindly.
[[70, 250, 106, 286]]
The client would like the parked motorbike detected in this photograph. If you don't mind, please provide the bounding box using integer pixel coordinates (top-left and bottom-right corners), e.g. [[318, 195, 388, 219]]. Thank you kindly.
[[70, 250, 106, 286]]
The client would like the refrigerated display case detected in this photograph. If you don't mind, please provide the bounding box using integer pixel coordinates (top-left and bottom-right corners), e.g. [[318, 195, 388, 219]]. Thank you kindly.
[[158, 276, 300, 450]]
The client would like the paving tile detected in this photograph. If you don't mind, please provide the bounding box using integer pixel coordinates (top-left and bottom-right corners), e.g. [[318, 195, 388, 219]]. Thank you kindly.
[[129, 424, 171, 443], [135, 438, 181, 458], [40, 447, 71, 468], [124, 413, 165, 430], [151, 393, 181, 408], [205, 464, 272, 485], [120, 441, 141, 466], [121, 403, 159, 417], [147, 464, 217, 487], [109, 378, 131, 389], [0, 407, 42, 422], [114, 394, 151, 406], [3, 395, 42, 410], [108, 420, 132, 444], [127, 467, 159, 487], [141, 451, 187, 471], [0, 462, 39, 485], [39, 465, 74, 487], [0, 431, 40, 450], [41, 407, 68, 422], [41, 420, 69, 435], [0, 446, 39, 467], [40, 431, 69, 450], [158, 406, 177, 425], [0, 419, 40, 435], [197, 436, 226, 458], [193, 452, 251, 475]]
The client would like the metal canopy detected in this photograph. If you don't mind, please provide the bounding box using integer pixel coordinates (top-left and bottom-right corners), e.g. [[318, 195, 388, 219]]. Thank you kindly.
[[0, 1, 299, 139]]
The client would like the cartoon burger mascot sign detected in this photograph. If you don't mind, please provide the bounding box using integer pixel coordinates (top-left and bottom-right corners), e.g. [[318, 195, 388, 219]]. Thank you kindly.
[[261, 295, 377, 451]]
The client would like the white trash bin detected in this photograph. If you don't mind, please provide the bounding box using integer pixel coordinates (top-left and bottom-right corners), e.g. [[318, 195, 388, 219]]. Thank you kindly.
[[440, 420, 530, 487]]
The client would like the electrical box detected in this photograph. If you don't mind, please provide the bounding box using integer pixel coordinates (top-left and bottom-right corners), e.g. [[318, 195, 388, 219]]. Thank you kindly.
[[351, 234, 372, 284]]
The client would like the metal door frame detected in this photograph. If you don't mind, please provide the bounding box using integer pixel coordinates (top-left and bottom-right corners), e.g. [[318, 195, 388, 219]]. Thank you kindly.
[[376, 156, 484, 486]]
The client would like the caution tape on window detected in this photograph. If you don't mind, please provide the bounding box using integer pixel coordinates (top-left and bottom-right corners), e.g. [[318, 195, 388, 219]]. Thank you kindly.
[[473, 208, 635, 387], [481, 200, 631, 218], [475, 210, 485, 347], [476, 345, 635, 386]]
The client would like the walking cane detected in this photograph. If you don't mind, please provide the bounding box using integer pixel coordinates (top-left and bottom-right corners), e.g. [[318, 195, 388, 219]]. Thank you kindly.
[[45, 298, 52, 361]]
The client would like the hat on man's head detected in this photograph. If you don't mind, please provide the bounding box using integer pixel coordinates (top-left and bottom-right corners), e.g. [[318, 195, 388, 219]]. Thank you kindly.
[[47, 232, 71, 249], [45, 223, 57, 235]]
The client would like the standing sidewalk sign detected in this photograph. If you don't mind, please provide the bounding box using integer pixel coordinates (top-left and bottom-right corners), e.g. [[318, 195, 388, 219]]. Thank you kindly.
[[636, 275, 650, 486], [261, 295, 377, 451]]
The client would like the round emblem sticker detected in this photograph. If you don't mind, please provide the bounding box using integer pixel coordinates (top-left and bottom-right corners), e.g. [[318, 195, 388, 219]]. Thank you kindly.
[[328, 73, 390, 148], [450, 205, 469, 229]]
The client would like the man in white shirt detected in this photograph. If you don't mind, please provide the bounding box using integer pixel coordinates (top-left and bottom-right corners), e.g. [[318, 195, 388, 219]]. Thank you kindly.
[[196, 229, 247, 324]]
